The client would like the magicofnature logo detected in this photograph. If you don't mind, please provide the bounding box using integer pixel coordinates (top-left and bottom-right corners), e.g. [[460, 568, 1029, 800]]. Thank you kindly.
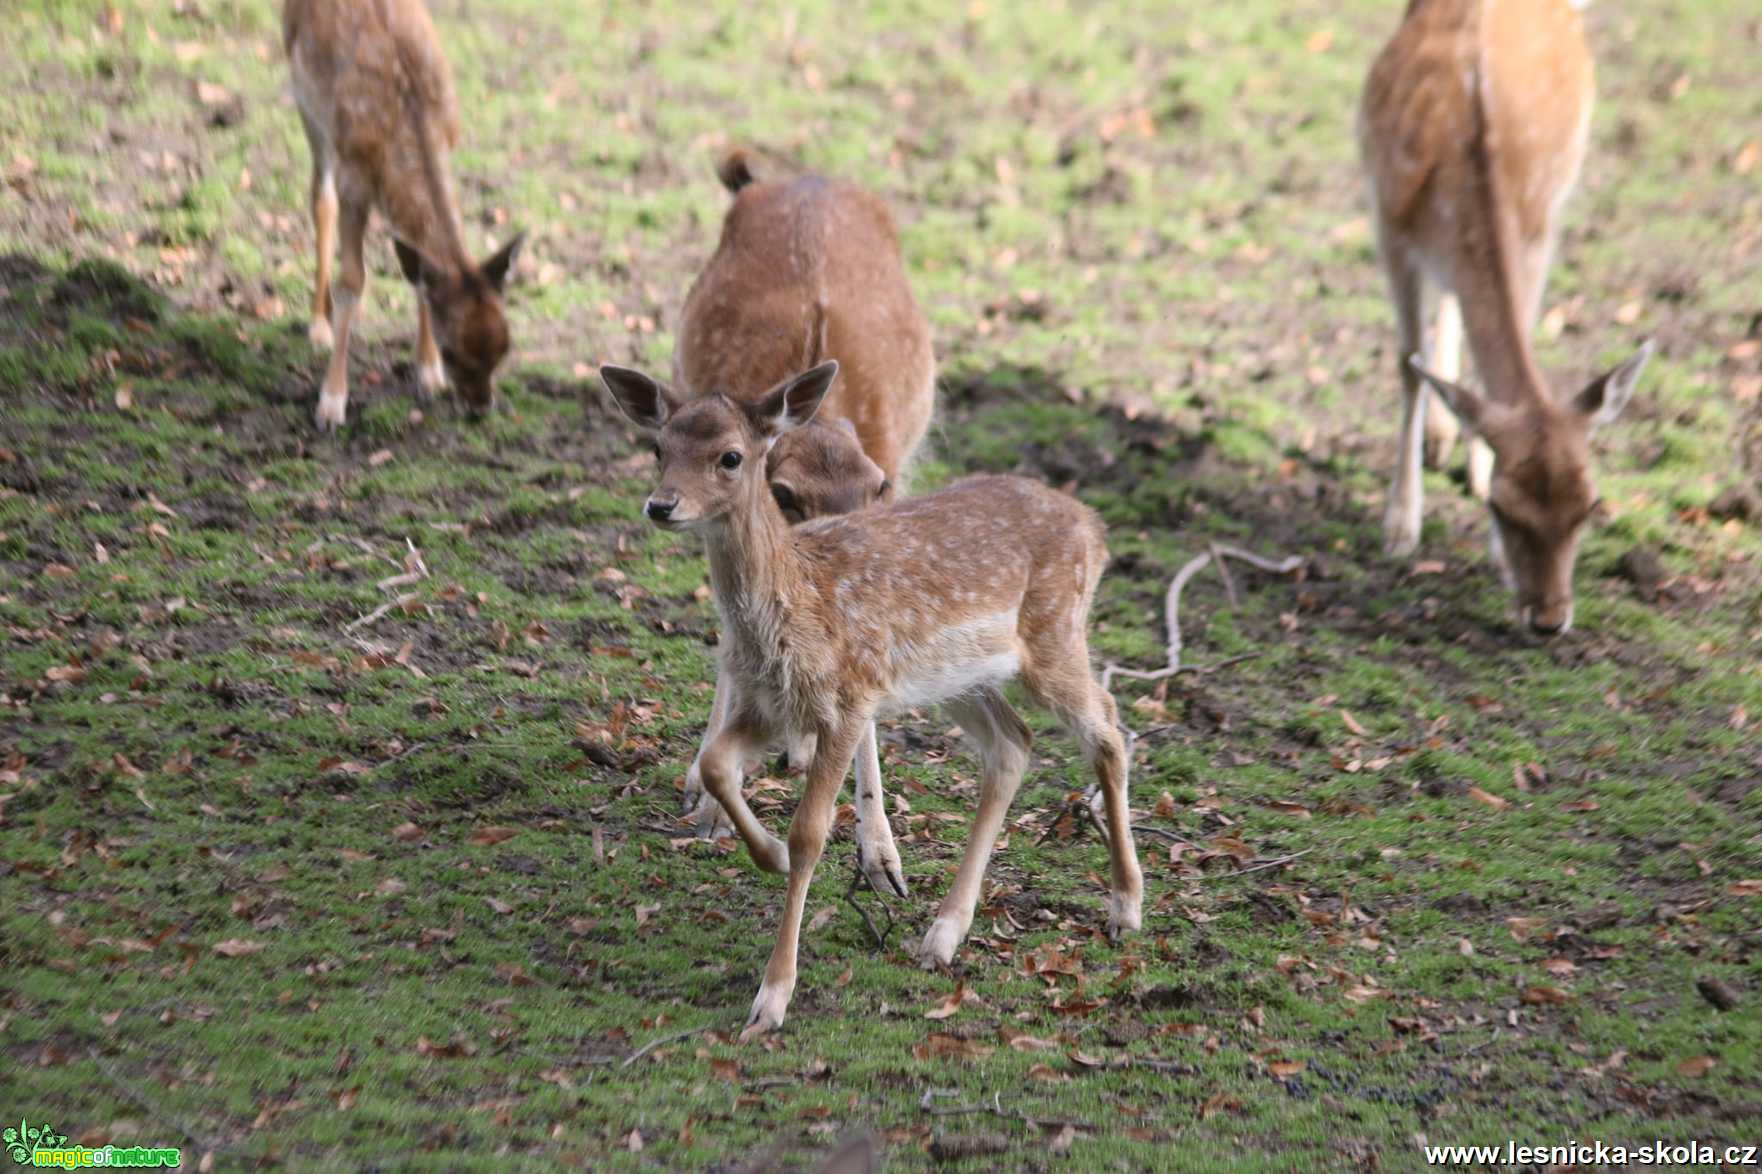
[[5, 1120, 68, 1165]]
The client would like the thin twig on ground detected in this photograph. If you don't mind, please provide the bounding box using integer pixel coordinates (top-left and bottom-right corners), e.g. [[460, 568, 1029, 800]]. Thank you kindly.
[[87, 1046, 225, 1155], [1206, 848, 1314, 878], [621, 1025, 705, 1068], [844, 863, 894, 952], [343, 592, 418, 633], [1131, 826, 1206, 853], [918, 1088, 1092, 1132], [1101, 545, 1305, 693]]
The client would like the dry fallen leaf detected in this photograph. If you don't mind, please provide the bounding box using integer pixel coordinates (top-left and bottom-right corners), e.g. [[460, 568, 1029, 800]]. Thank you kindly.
[[1467, 786, 1510, 812], [925, 982, 970, 1021], [467, 826, 519, 846], [1268, 1060, 1306, 1078], [913, 1033, 994, 1062], [1521, 984, 1573, 1006], [1675, 1055, 1716, 1078], [1506, 917, 1547, 942], [1200, 1092, 1242, 1119], [212, 938, 265, 957]]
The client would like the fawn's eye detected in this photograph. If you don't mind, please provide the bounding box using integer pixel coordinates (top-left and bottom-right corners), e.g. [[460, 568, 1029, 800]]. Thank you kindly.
[[719, 451, 743, 470]]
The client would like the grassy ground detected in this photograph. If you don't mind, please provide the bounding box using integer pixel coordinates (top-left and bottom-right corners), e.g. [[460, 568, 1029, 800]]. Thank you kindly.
[[3, 0, 1761, 1168]]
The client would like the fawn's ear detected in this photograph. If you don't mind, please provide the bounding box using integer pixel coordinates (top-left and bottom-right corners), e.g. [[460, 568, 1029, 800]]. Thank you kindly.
[[753, 361, 839, 437], [600, 365, 680, 431], [1407, 354, 1491, 433], [480, 232, 526, 293], [1574, 339, 1653, 428], [394, 238, 441, 288]]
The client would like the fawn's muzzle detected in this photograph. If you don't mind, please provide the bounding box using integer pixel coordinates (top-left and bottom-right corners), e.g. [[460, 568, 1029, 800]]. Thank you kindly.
[[646, 494, 678, 522]]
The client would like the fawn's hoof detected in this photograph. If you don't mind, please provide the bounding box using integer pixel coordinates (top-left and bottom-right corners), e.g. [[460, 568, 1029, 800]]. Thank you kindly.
[[1381, 517, 1420, 559], [688, 789, 736, 841], [740, 982, 792, 1043], [857, 839, 909, 899], [918, 918, 963, 969]]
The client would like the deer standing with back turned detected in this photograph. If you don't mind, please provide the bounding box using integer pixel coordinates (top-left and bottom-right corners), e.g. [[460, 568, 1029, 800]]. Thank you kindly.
[[1360, 0, 1652, 635], [602, 361, 1141, 1041], [284, 0, 524, 430], [673, 148, 936, 900]]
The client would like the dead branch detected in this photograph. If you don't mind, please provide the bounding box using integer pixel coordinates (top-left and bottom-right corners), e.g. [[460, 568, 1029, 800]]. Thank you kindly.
[[1101, 545, 1305, 692]]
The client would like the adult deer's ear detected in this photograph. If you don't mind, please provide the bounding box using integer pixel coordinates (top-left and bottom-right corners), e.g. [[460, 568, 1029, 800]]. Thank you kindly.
[[1408, 353, 1490, 433], [480, 232, 526, 293], [600, 365, 681, 431], [754, 361, 839, 436], [1574, 340, 1653, 428]]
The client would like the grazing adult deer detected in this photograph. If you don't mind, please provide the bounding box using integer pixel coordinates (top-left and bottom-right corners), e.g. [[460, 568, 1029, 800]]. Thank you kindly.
[[602, 360, 1141, 1041], [674, 148, 936, 898], [1360, 0, 1652, 635], [284, 0, 524, 430]]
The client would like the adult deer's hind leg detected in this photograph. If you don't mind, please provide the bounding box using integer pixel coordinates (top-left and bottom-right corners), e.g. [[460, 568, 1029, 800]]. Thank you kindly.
[[919, 688, 1031, 967]]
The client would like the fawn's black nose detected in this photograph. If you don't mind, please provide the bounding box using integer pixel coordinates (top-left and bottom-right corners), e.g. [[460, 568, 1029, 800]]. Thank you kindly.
[[1530, 617, 1565, 637], [646, 495, 676, 522]]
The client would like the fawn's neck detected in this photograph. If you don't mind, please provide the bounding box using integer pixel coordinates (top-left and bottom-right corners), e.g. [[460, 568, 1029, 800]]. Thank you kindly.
[[703, 480, 805, 664]]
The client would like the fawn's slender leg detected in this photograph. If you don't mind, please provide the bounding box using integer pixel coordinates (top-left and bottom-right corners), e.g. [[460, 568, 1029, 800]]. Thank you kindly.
[[684, 660, 737, 839], [919, 688, 1031, 966], [1380, 243, 1427, 556], [742, 717, 866, 1041], [696, 713, 788, 875], [1027, 651, 1143, 940], [301, 115, 336, 352], [316, 198, 369, 431], [852, 721, 907, 898]]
